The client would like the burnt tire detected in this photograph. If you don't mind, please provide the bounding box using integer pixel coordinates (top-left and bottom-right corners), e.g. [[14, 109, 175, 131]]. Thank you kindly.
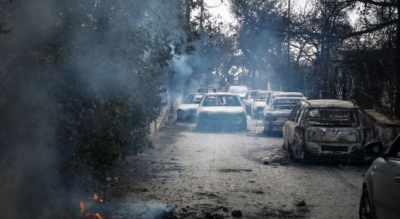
[[287, 142, 295, 160], [359, 188, 374, 219]]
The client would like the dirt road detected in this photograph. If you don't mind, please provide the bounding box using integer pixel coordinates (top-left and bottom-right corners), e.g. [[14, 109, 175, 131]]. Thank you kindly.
[[109, 118, 368, 219]]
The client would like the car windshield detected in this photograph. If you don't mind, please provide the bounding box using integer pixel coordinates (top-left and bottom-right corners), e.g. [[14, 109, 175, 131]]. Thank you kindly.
[[202, 95, 241, 107], [250, 91, 258, 98], [271, 99, 300, 110], [306, 109, 360, 127], [183, 94, 202, 104], [197, 88, 207, 93], [229, 86, 248, 93]]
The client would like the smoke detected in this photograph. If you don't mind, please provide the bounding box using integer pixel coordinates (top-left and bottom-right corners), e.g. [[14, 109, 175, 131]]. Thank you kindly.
[[113, 200, 176, 219], [0, 0, 187, 218]]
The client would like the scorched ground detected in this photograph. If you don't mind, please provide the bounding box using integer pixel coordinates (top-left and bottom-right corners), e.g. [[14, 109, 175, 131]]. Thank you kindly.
[[107, 118, 368, 219]]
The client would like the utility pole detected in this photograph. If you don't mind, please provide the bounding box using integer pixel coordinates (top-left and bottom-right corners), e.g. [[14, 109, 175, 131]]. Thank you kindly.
[[200, 0, 205, 36], [287, 0, 291, 64]]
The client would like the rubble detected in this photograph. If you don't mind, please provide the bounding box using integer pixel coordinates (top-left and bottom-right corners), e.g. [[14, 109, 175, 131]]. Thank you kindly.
[[296, 200, 307, 207], [231, 210, 243, 217]]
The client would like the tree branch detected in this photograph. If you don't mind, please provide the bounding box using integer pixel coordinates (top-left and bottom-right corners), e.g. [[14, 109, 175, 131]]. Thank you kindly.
[[355, 0, 398, 7], [342, 19, 398, 39]]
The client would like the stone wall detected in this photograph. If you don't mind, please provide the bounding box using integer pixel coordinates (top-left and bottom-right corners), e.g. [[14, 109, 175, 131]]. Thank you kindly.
[[364, 110, 400, 147]]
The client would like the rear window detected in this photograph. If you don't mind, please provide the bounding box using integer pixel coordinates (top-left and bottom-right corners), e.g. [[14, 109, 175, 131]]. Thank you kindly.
[[202, 95, 241, 107], [183, 95, 202, 104], [255, 93, 269, 101], [271, 99, 300, 109], [250, 91, 258, 98], [197, 88, 207, 93], [306, 109, 360, 127]]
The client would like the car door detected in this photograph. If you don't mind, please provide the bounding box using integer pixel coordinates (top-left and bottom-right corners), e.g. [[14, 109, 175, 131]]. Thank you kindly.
[[372, 136, 400, 219], [283, 103, 301, 146]]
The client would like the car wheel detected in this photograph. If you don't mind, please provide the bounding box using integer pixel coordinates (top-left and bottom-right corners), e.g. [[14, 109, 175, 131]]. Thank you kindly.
[[359, 188, 374, 219]]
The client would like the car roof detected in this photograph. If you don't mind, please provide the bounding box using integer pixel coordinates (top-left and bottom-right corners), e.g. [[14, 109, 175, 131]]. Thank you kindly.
[[303, 99, 359, 108], [272, 92, 304, 96], [204, 92, 239, 97], [258, 90, 276, 94], [273, 96, 306, 101]]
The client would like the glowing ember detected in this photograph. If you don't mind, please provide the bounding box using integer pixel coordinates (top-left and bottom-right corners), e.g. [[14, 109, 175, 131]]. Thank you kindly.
[[93, 193, 104, 203], [75, 194, 108, 219]]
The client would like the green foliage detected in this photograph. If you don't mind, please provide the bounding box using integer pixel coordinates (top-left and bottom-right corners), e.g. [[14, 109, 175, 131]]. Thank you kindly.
[[0, 0, 196, 189]]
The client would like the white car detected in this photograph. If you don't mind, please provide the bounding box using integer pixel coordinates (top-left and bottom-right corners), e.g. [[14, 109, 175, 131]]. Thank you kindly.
[[196, 93, 247, 131], [250, 90, 272, 118], [242, 90, 259, 114], [176, 93, 203, 121], [267, 92, 305, 107], [263, 96, 306, 133], [228, 85, 249, 99]]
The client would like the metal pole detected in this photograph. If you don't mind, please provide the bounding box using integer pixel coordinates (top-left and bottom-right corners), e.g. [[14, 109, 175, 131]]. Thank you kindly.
[[287, 0, 291, 64]]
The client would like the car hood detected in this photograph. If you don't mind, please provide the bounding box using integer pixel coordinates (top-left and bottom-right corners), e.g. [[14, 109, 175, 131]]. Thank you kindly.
[[198, 107, 244, 114], [178, 104, 199, 111]]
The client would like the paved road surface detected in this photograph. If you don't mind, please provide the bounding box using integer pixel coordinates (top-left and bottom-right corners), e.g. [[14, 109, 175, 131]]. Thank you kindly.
[[110, 118, 368, 219]]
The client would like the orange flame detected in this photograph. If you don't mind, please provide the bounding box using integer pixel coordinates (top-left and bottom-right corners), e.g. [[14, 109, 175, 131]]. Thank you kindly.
[[77, 194, 106, 219], [93, 193, 103, 203], [79, 201, 86, 214]]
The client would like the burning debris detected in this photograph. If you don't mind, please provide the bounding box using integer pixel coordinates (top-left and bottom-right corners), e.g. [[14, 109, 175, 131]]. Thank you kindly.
[[62, 193, 111, 219]]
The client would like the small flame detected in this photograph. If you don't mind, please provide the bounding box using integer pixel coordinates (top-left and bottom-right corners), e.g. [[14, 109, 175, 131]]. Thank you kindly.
[[84, 212, 104, 219], [77, 194, 107, 219], [93, 193, 103, 203], [79, 201, 86, 214]]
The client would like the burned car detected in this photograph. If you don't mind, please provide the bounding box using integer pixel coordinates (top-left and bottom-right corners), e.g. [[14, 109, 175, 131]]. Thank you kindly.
[[282, 99, 368, 161], [196, 93, 247, 131], [176, 93, 203, 122], [263, 96, 306, 133]]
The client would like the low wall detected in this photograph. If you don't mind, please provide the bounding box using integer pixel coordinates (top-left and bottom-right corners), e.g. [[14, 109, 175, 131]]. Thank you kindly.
[[149, 105, 170, 136], [364, 110, 400, 146]]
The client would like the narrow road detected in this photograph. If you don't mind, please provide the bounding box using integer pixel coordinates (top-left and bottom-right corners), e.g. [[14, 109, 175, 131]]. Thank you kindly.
[[110, 118, 368, 219]]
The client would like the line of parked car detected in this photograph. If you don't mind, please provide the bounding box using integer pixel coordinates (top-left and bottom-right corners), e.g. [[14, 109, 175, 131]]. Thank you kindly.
[[176, 86, 400, 219]]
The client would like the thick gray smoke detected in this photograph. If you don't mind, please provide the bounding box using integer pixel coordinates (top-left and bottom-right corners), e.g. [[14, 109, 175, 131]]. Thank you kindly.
[[0, 0, 186, 218]]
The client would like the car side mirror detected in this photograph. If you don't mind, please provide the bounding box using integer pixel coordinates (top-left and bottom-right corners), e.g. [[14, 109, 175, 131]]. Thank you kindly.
[[364, 141, 383, 157]]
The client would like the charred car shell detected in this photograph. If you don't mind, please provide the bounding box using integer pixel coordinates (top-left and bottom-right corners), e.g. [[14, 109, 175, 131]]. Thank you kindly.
[[283, 99, 368, 161], [196, 93, 247, 131]]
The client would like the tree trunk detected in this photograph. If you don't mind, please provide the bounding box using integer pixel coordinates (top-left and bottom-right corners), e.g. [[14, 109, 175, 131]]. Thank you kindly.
[[394, 3, 400, 119]]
